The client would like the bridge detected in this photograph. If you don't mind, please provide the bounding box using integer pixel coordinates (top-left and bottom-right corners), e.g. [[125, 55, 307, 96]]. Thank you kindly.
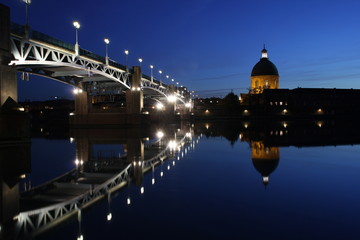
[[9, 126, 198, 238], [0, 4, 193, 125]]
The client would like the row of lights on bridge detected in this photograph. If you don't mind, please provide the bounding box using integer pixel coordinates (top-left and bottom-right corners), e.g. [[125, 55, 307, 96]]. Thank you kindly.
[[21, 1, 198, 99]]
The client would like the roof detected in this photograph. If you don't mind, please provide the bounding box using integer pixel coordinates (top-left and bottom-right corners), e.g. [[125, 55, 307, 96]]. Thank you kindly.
[[251, 58, 279, 76]]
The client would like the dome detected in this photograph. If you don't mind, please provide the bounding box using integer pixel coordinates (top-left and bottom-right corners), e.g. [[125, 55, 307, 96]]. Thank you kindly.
[[251, 48, 279, 77]]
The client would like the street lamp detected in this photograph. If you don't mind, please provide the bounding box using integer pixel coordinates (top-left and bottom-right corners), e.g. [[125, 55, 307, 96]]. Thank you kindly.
[[138, 58, 143, 77], [22, 0, 31, 38], [73, 21, 80, 55], [150, 65, 154, 82], [166, 75, 169, 83], [159, 70, 162, 84], [104, 38, 110, 65], [124, 49, 129, 72]]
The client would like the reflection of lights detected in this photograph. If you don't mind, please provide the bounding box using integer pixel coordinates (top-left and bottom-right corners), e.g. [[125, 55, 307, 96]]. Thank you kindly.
[[172, 161, 175, 166], [263, 176, 269, 184], [70, 137, 74, 143], [20, 174, 26, 179], [167, 165, 170, 170], [152, 178, 155, 185], [239, 133, 243, 140], [77, 235, 83, 240], [127, 197, 131, 205], [205, 124, 210, 129], [140, 187, 144, 194], [160, 171, 164, 177], [185, 132, 192, 138], [156, 103, 164, 110], [168, 140, 177, 150], [107, 213, 112, 221], [156, 131, 164, 138]]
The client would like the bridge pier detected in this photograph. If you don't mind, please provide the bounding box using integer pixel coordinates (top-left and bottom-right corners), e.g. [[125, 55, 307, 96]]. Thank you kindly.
[[126, 66, 143, 115], [0, 4, 17, 107]]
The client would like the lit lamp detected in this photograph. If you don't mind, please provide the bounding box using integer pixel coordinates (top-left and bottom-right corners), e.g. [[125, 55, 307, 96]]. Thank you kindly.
[[124, 49, 129, 72], [159, 70, 162, 84], [104, 38, 110, 65], [73, 21, 80, 55], [150, 65, 154, 82], [138, 58, 143, 67]]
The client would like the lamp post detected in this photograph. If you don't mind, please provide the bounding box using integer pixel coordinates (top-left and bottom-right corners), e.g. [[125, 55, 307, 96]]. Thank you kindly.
[[150, 65, 154, 82], [104, 38, 110, 65], [124, 49, 129, 72], [138, 58, 143, 77], [22, 0, 31, 38], [159, 70, 162, 84], [166, 75, 169, 83], [73, 21, 80, 55]]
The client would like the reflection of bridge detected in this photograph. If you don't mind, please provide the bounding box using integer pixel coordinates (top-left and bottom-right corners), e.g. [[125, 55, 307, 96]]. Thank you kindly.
[[14, 126, 196, 238], [0, 4, 193, 125]]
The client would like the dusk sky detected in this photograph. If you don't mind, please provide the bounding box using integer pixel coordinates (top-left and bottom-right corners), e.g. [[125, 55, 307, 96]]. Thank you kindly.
[[3, 0, 360, 100]]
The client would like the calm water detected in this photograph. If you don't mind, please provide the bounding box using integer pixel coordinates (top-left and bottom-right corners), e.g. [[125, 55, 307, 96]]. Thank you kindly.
[[14, 121, 360, 239]]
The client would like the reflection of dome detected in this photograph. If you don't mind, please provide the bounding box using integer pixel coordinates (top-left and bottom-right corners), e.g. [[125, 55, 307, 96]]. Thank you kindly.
[[252, 158, 279, 186], [251, 142, 280, 186], [251, 48, 279, 76]]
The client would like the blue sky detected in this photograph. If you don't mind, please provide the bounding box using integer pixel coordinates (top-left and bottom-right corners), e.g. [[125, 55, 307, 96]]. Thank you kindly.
[[2, 0, 360, 100]]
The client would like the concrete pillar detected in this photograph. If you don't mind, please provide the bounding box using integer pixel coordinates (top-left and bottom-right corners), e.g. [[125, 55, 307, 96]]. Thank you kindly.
[[165, 84, 176, 114], [0, 4, 17, 106], [74, 90, 90, 115], [126, 66, 143, 114]]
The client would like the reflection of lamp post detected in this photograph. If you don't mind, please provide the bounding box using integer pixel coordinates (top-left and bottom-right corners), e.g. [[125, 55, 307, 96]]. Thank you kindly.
[[150, 65, 154, 82], [107, 193, 112, 221], [73, 21, 80, 55], [124, 49, 129, 72], [77, 210, 83, 240], [104, 38, 110, 65]]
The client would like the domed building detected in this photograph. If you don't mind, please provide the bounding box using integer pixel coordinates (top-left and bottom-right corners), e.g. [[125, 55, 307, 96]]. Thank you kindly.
[[250, 47, 279, 94]]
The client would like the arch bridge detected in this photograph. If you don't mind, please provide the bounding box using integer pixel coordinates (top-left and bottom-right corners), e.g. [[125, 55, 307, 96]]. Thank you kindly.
[[0, 4, 192, 124]]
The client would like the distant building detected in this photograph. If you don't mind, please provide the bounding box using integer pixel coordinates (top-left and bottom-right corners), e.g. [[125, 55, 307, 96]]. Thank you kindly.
[[250, 47, 279, 94]]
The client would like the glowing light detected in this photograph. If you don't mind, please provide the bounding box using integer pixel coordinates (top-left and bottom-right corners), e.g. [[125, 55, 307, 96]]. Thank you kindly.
[[20, 174, 26, 179], [168, 140, 177, 150], [140, 187, 144, 194], [70, 137, 74, 143], [205, 109, 210, 114], [75, 159, 80, 166], [127, 197, 131, 205], [77, 235, 83, 240], [124, 49, 129, 55], [156, 103, 164, 110], [283, 122, 288, 128], [185, 102, 191, 108], [185, 132, 192, 138], [73, 21, 80, 29], [160, 171, 163, 177], [104, 38, 110, 44], [150, 65, 153, 69], [107, 213, 112, 221], [263, 176, 269, 183], [167, 165, 170, 170], [156, 131, 164, 138], [138, 58, 143, 63], [152, 178, 155, 185], [167, 95, 177, 102], [283, 109, 288, 113]]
